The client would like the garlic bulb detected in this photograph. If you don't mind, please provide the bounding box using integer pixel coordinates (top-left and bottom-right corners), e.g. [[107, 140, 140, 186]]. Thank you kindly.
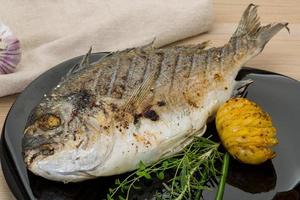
[[0, 23, 21, 74]]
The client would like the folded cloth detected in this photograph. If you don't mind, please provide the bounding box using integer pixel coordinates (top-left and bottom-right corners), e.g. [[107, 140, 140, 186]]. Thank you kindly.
[[0, 0, 213, 97]]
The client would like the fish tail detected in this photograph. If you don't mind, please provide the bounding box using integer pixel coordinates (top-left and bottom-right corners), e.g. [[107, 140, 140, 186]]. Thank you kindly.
[[230, 4, 289, 53]]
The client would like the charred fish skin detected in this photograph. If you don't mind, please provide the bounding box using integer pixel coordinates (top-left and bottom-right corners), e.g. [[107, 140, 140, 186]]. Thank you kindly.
[[23, 4, 288, 182]]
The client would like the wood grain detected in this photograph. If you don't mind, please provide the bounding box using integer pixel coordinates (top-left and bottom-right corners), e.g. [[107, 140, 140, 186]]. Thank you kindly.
[[0, 0, 299, 199]]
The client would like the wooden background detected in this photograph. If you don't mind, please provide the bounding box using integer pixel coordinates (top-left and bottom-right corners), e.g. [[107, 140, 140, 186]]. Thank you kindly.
[[0, 0, 299, 199]]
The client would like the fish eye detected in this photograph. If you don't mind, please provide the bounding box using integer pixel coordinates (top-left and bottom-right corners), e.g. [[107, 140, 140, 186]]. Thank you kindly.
[[38, 114, 61, 130]]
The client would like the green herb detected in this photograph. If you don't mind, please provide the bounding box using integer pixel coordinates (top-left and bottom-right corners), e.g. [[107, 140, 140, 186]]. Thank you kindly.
[[215, 152, 230, 200], [107, 136, 223, 200]]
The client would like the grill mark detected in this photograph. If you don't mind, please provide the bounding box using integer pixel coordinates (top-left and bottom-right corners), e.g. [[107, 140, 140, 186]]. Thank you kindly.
[[107, 57, 121, 95], [141, 56, 151, 83], [96, 59, 117, 96], [177, 52, 193, 78], [212, 48, 223, 76], [215, 48, 223, 74], [182, 53, 197, 90], [132, 56, 147, 86], [204, 50, 210, 78], [237, 38, 242, 51], [195, 50, 207, 77], [208, 48, 219, 79], [156, 51, 176, 88], [169, 54, 180, 92], [155, 52, 167, 84], [134, 52, 164, 101], [220, 46, 227, 72], [124, 56, 137, 91], [110, 56, 133, 98], [231, 38, 237, 54], [175, 53, 184, 74], [137, 54, 149, 85], [122, 57, 133, 82], [123, 53, 149, 98], [92, 67, 104, 93], [151, 52, 164, 96], [188, 53, 196, 77]]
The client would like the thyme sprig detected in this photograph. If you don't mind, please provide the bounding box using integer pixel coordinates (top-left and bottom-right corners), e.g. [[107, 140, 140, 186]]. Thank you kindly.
[[107, 136, 223, 200]]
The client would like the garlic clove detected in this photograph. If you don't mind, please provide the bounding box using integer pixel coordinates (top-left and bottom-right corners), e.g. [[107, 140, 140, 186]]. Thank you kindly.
[[0, 23, 21, 74]]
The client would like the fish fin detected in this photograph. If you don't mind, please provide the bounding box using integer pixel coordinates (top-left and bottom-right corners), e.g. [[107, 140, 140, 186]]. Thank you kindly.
[[233, 79, 254, 97], [160, 125, 207, 157], [231, 4, 261, 38], [230, 4, 288, 49], [256, 22, 289, 49], [122, 70, 157, 111], [120, 38, 156, 55], [65, 47, 92, 78], [79, 47, 92, 69], [176, 40, 210, 50], [65, 48, 115, 80], [147, 38, 156, 47], [140, 38, 156, 51]]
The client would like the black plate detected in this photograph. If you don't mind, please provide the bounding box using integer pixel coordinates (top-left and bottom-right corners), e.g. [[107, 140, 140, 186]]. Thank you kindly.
[[1, 53, 300, 200]]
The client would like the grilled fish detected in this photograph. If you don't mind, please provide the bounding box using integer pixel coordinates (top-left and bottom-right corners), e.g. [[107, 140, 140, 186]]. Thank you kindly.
[[23, 4, 288, 182]]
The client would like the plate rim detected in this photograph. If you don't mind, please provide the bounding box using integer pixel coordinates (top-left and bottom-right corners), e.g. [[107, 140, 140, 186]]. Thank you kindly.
[[1, 52, 299, 200]]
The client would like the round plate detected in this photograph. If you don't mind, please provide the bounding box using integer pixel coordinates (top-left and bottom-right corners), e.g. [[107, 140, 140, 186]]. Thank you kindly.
[[1, 53, 300, 200]]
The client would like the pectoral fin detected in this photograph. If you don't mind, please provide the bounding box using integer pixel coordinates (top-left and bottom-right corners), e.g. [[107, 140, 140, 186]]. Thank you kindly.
[[122, 69, 157, 111], [233, 79, 254, 97], [160, 125, 207, 158]]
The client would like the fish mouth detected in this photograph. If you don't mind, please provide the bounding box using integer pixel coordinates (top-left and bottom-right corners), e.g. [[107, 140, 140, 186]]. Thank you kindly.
[[23, 149, 43, 167], [29, 162, 96, 183], [23, 144, 55, 167], [23, 125, 57, 167], [26, 152, 99, 183], [23, 133, 49, 150]]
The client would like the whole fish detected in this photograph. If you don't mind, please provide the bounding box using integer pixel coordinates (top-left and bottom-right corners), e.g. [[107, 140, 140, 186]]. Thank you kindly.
[[23, 4, 288, 182]]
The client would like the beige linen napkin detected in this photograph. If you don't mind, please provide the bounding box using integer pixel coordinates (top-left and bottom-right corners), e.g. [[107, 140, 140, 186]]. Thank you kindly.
[[0, 0, 213, 97]]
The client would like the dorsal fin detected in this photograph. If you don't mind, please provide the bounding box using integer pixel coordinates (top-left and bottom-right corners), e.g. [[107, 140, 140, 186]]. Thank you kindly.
[[79, 47, 92, 69], [141, 38, 156, 50], [174, 40, 210, 50], [64, 48, 116, 81], [65, 47, 92, 78]]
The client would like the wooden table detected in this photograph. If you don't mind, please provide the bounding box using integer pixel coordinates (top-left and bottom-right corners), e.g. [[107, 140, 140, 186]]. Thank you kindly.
[[0, 0, 299, 199]]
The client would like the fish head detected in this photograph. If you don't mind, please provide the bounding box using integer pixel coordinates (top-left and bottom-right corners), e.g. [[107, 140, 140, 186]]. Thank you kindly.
[[23, 94, 113, 182]]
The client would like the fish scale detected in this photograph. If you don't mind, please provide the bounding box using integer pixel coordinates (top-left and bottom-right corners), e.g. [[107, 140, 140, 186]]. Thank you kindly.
[[22, 4, 289, 182]]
